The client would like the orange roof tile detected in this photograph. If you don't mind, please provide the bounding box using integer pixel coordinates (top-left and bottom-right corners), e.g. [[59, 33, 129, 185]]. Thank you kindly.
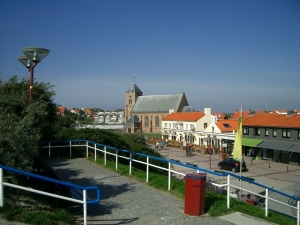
[[212, 112, 226, 119], [162, 112, 205, 121], [57, 106, 67, 113], [243, 114, 300, 128], [215, 120, 238, 132]]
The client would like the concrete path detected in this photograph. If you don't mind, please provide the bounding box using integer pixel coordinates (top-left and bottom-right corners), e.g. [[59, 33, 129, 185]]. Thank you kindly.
[[44, 157, 279, 225]]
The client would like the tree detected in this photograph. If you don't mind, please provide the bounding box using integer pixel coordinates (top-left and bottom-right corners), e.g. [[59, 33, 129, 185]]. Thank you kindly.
[[0, 76, 58, 173]]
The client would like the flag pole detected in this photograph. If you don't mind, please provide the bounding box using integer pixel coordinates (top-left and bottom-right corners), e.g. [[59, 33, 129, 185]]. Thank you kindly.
[[233, 105, 243, 200], [239, 105, 242, 199]]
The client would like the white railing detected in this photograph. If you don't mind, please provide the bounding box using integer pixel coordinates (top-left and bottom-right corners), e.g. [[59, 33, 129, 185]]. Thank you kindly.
[[0, 164, 100, 225], [42, 140, 300, 224]]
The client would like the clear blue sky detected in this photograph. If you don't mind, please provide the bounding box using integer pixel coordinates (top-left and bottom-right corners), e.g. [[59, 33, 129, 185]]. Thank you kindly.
[[1, 0, 299, 113]]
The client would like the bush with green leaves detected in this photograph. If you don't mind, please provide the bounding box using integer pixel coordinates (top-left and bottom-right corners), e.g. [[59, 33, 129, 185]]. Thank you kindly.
[[0, 76, 58, 174]]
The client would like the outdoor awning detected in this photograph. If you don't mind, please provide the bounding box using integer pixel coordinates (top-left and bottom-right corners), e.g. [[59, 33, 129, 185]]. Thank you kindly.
[[287, 144, 300, 153], [256, 140, 293, 151], [242, 138, 263, 147]]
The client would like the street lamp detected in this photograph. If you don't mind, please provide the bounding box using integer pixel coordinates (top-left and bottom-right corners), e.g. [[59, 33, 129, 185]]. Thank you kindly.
[[18, 47, 50, 104]]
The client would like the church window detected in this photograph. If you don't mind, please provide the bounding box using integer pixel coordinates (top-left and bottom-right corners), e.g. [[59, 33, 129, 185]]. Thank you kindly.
[[145, 116, 149, 127], [155, 116, 160, 127]]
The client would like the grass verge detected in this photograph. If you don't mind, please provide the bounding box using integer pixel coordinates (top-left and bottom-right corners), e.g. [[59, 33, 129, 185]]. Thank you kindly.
[[88, 157, 297, 225], [0, 189, 78, 225]]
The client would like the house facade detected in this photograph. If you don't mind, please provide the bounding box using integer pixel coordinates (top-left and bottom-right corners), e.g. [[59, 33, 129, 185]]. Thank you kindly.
[[161, 108, 237, 152], [242, 113, 300, 165]]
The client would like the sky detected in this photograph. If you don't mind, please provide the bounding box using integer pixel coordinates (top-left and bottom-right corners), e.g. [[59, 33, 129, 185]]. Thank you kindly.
[[0, 0, 299, 113]]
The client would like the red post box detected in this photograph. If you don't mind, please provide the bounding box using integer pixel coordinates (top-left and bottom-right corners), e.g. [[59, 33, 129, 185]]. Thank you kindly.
[[222, 153, 226, 160], [184, 173, 206, 216]]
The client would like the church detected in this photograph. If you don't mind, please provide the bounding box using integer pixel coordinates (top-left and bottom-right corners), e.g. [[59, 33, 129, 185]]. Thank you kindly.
[[124, 82, 193, 133]]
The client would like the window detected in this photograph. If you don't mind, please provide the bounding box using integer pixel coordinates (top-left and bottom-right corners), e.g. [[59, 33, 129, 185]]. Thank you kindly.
[[254, 127, 260, 135], [179, 124, 183, 130], [212, 126, 215, 132], [129, 96, 132, 105], [164, 123, 167, 128], [144, 116, 149, 127], [155, 116, 159, 127], [173, 123, 176, 129], [243, 127, 249, 135], [282, 128, 291, 138], [273, 128, 277, 137], [185, 124, 188, 130], [169, 123, 171, 128], [190, 124, 194, 130], [223, 123, 231, 128], [298, 130, 300, 139], [204, 123, 208, 129], [265, 128, 269, 136]]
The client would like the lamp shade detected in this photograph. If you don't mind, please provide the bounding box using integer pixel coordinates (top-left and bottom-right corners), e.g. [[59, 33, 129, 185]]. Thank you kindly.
[[18, 55, 34, 69], [22, 47, 50, 63]]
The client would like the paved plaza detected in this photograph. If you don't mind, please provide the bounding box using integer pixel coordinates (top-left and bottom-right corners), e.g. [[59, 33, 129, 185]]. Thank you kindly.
[[2, 145, 299, 225]]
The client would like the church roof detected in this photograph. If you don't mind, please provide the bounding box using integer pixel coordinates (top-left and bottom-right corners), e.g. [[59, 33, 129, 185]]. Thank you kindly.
[[126, 82, 143, 94], [132, 93, 186, 113], [182, 106, 195, 112]]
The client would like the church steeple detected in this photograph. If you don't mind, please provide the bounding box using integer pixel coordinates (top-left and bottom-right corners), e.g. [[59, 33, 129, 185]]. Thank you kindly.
[[125, 82, 143, 121]]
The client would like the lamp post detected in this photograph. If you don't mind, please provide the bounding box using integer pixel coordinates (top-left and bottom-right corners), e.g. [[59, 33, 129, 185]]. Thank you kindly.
[[18, 47, 50, 104]]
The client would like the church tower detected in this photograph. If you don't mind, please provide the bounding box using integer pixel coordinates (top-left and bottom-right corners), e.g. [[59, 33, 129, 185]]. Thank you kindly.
[[125, 82, 143, 121]]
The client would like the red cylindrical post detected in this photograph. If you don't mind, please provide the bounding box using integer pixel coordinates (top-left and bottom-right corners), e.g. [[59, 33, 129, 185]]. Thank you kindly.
[[287, 166, 289, 172], [29, 63, 37, 105], [209, 153, 211, 169], [251, 159, 252, 165], [269, 163, 271, 168]]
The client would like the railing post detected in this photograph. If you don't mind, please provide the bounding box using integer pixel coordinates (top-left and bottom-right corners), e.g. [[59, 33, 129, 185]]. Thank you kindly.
[[146, 157, 149, 183], [265, 188, 268, 217], [86, 141, 88, 158], [69, 141, 72, 158], [168, 161, 171, 191], [48, 142, 51, 158], [0, 168, 3, 207], [129, 152, 132, 175], [116, 150, 118, 170], [227, 174, 230, 209], [94, 144, 97, 161], [297, 201, 300, 224], [104, 146, 107, 165], [83, 189, 87, 225]]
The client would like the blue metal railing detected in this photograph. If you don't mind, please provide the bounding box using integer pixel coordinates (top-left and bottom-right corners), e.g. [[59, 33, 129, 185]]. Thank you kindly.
[[0, 164, 100, 225], [42, 140, 300, 224]]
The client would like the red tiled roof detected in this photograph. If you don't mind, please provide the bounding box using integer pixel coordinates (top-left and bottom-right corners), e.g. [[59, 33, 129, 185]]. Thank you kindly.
[[57, 106, 67, 113], [71, 108, 80, 113], [215, 120, 238, 132], [212, 112, 226, 119], [162, 112, 205, 121], [84, 108, 92, 115], [243, 114, 300, 128], [231, 111, 250, 119]]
